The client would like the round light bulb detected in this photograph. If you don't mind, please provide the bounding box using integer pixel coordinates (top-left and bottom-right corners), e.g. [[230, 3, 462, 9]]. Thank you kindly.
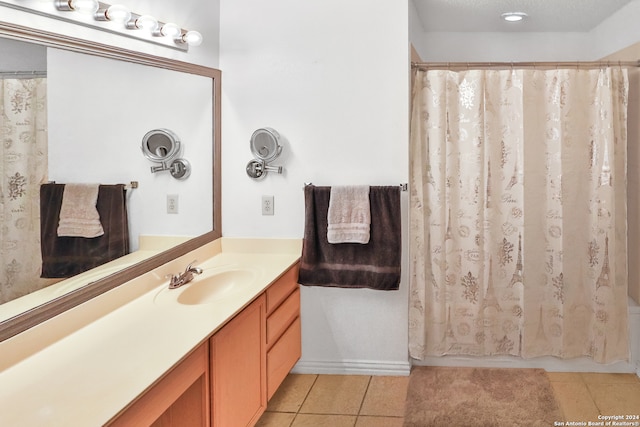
[[135, 15, 159, 32], [182, 30, 203, 46], [69, 0, 99, 14], [501, 12, 527, 22], [160, 23, 182, 39], [106, 4, 131, 24]]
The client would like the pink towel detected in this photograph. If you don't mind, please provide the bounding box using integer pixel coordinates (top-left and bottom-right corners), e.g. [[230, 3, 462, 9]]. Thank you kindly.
[[327, 186, 371, 244], [57, 184, 104, 238]]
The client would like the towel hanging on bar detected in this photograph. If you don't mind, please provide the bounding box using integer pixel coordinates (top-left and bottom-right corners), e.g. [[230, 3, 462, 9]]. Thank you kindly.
[[298, 185, 401, 291], [40, 183, 130, 278], [327, 185, 371, 244]]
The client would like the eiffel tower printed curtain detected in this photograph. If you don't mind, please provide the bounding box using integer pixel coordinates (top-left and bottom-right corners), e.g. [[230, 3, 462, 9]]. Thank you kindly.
[[409, 67, 629, 363]]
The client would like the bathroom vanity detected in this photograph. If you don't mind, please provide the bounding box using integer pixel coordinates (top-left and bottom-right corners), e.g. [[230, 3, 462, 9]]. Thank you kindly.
[[0, 238, 302, 427]]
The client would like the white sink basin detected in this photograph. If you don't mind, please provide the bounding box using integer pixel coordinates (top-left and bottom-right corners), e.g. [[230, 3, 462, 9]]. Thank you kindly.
[[177, 269, 256, 305], [155, 267, 258, 305]]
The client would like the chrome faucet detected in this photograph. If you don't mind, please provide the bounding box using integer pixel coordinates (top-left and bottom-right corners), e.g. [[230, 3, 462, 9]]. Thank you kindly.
[[168, 260, 203, 289]]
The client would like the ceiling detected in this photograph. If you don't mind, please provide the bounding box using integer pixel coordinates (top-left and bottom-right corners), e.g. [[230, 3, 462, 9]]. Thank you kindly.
[[412, 0, 635, 32]]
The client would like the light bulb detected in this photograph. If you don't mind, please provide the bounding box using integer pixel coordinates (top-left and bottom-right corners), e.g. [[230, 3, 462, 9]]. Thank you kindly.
[[105, 5, 131, 24], [160, 23, 182, 39], [181, 30, 203, 46], [501, 12, 527, 22], [135, 15, 159, 32], [69, 0, 99, 14]]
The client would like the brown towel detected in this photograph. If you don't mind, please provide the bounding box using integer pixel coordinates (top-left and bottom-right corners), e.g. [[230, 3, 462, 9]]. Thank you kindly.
[[40, 183, 130, 278], [298, 185, 401, 290]]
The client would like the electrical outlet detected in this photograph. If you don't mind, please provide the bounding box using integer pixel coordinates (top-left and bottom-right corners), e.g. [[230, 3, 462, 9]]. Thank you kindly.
[[167, 194, 179, 214], [262, 195, 274, 216]]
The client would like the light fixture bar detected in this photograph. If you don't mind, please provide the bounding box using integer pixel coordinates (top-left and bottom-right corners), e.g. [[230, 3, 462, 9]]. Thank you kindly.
[[0, 0, 202, 52]]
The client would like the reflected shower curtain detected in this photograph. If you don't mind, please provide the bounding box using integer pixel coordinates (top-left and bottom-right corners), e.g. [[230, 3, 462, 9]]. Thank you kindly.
[[0, 78, 48, 303], [409, 68, 629, 363]]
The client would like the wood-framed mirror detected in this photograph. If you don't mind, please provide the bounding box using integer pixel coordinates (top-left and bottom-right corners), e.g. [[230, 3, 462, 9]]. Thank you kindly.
[[0, 20, 222, 342]]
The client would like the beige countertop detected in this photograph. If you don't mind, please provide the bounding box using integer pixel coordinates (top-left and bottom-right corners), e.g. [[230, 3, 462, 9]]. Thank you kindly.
[[0, 237, 302, 427]]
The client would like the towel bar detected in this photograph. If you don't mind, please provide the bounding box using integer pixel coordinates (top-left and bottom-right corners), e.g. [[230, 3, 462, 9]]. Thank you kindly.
[[47, 181, 139, 190], [303, 182, 408, 191]]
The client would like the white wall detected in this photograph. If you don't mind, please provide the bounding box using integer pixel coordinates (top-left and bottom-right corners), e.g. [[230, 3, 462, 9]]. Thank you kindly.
[[220, 0, 412, 375], [591, 0, 640, 59], [0, 38, 45, 72], [47, 48, 213, 249]]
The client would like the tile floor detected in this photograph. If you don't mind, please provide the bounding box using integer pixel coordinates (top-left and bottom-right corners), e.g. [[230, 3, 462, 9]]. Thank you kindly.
[[256, 374, 408, 427], [547, 371, 640, 423], [257, 371, 640, 427]]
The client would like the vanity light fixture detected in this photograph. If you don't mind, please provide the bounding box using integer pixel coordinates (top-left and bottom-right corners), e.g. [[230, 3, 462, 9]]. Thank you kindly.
[[159, 22, 182, 39], [55, 0, 98, 14], [94, 4, 131, 24], [501, 12, 528, 22], [131, 14, 158, 32], [180, 30, 203, 47], [43, 0, 203, 50]]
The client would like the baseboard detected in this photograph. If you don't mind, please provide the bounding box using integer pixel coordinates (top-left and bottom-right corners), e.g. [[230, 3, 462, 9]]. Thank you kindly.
[[292, 359, 411, 376]]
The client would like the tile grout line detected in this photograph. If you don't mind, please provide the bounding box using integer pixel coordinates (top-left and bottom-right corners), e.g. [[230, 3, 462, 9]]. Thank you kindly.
[[289, 374, 320, 426], [354, 376, 373, 423]]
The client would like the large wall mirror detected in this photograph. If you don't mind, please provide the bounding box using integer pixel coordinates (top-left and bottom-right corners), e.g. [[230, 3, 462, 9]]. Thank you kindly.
[[0, 21, 222, 341]]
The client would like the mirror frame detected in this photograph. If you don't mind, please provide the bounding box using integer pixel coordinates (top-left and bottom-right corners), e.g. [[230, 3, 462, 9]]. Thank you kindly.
[[0, 20, 222, 342]]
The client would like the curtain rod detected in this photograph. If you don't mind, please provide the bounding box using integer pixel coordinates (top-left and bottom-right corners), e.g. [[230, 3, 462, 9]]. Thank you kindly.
[[0, 70, 47, 78], [411, 60, 640, 70]]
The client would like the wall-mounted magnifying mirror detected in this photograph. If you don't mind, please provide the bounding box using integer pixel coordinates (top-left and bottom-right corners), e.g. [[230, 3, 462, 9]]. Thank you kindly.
[[246, 127, 284, 180], [142, 128, 191, 180]]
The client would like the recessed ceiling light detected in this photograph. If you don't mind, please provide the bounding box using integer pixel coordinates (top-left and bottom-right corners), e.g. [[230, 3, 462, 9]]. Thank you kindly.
[[501, 12, 528, 22]]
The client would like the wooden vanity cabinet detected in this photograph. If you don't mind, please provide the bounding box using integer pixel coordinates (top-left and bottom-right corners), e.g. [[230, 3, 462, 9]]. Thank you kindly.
[[109, 262, 301, 427], [209, 262, 301, 427], [210, 294, 266, 427], [108, 343, 210, 427], [265, 264, 301, 400]]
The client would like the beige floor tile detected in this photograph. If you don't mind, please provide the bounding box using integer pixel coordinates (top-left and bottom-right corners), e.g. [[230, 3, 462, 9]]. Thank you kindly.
[[359, 376, 410, 417], [267, 374, 318, 413], [587, 383, 640, 414], [355, 416, 404, 427], [551, 381, 600, 421], [546, 372, 584, 383], [581, 372, 640, 384], [255, 412, 296, 427], [291, 414, 357, 427], [299, 375, 370, 416]]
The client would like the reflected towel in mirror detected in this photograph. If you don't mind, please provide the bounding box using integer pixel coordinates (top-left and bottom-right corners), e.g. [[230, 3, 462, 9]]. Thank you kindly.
[[40, 183, 130, 278], [56, 183, 104, 238]]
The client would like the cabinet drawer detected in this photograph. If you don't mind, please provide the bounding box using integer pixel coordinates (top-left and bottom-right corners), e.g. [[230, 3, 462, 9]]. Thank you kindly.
[[266, 263, 299, 314], [267, 317, 301, 400], [267, 288, 300, 348]]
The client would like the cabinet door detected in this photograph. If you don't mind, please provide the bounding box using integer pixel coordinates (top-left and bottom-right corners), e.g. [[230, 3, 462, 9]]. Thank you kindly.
[[210, 295, 266, 427]]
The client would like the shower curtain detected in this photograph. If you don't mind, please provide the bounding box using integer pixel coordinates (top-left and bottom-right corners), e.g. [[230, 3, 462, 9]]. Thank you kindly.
[[0, 77, 48, 304], [409, 67, 629, 364]]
